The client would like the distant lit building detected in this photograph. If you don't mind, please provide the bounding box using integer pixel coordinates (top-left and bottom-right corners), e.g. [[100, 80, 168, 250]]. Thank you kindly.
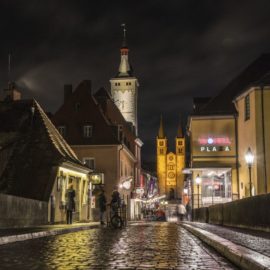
[[156, 116, 186, 200], [188, 54, 270, 208]]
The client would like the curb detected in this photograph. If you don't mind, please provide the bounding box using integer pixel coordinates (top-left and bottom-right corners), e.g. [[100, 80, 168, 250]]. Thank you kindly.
[[181, 223, 270, 270], [0, 223, 100, 246]]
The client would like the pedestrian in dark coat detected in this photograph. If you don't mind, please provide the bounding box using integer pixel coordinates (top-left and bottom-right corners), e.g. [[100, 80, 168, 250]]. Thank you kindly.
[[66, 185, 75, 224], [98, 189, 107, 225]]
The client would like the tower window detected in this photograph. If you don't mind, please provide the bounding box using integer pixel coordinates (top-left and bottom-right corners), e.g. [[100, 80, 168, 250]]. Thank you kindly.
[[178, 141, 182, 146], [115, 83, 117, 86], [160, 149, 164, 155], [245, 94, 250, 121], [58, 126, 66, 137], [159, 141, 164, 146], [178, 148, 183, 154], [83, 125, 93, 138]]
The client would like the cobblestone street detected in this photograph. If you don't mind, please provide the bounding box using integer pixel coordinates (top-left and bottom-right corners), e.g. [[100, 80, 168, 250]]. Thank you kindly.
[[0, 222, 238, 270]]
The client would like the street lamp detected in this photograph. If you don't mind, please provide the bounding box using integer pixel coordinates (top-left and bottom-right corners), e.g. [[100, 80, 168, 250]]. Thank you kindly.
[[245, 147, 254, 197], [195, 174, 201, 208]]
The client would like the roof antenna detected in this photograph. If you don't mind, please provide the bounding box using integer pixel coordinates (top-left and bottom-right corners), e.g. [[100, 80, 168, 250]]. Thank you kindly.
[[121, 23, 126, 38]]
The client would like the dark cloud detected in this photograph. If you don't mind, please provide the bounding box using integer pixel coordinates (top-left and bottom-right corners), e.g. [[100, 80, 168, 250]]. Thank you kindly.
[[1, 1, 270, 164]]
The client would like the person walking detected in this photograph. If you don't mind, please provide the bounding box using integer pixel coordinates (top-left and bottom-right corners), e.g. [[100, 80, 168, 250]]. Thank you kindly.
[[66, 184, 75, 224], [185, 201, 192, 221], [110, 188, 121, 216], [177, 201, 186, 222], [98, 189, 107, 225]]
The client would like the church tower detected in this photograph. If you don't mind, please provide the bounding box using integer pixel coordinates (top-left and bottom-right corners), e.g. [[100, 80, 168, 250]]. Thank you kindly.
[[110, 24, 139, 135], [156, 116, 167, 196], [175, 118, 186, 199], [156, 116, 186, 200]]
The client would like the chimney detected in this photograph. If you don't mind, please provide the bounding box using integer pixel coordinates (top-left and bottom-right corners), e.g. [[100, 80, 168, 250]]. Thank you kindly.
[[4, 82, 21, 101], [64, 84, 72, 103]]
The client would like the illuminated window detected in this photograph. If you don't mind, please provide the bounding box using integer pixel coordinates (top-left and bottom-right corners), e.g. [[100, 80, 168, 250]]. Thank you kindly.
[[178, 141, 182, 146], [83, 125, 93, 138], [168, 165, 174, 170], [83, 157, 95, 170], [159, 141, 164, 146], [58, 126, 66, 137], [245, 94, 250, 120]]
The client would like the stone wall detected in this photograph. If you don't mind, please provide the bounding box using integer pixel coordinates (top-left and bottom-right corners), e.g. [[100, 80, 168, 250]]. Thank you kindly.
[[0, 194, 48, 228], [192, 193, 270, 231]]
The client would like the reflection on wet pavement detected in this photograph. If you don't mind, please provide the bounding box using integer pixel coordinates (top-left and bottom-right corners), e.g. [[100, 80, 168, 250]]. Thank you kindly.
[[0, 222, 238, 269]]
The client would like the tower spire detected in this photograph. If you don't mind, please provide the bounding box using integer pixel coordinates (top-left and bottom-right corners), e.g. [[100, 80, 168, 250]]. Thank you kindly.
[[158, 115, 165, 139], [118, 23, 132, 77], [121, 23, 127, 48]]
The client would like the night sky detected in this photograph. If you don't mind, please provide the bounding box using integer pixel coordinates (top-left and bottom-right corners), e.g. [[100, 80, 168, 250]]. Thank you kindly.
[[1, 1, 270, 165]]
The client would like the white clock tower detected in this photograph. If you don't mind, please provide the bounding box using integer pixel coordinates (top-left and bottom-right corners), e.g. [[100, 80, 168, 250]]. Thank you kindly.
[[110, 24, 139, 135]]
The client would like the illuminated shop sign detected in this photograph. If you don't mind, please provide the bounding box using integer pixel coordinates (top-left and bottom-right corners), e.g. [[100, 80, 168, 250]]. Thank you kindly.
[[198, 137, 231, 152]]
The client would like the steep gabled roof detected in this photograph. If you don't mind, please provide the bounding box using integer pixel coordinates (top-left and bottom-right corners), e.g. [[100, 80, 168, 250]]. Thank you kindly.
[[198, 54, 270, 115], [53, 81, 119, 146], [94, 87, 137, 155], [0, 99, 86, 201]]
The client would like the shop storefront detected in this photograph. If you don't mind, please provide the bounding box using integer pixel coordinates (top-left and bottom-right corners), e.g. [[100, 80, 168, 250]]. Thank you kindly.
[[187, 115, 239, 208]]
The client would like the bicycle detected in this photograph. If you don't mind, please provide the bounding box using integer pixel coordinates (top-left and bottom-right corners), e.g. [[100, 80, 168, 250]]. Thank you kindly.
[[107, 202, 126, 229]]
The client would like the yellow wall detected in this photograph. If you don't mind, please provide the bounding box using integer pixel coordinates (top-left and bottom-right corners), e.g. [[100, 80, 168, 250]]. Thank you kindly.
[[72, 145, 118, 201], [49, 167, 89, 223], [236, 87, 270, 197], [157, 137, 167, 196]]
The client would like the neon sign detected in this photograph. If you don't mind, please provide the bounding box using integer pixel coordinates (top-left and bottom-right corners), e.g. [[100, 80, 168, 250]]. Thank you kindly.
[[198, 137, 231, 146], [198, 137, 232, 152]]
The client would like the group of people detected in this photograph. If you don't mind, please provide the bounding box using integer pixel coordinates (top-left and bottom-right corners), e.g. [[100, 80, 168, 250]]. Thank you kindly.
[[64, 185, 121, 225], [98, 188, 121, 225], [64, 184, 191, 225]]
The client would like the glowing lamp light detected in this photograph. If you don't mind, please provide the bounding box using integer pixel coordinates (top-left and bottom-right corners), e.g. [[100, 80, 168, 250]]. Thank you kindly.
[[183, 188, 188, 194], [207, 137, 214, 144], [195, 174, 201, 185], [245, 147, 254, 166]]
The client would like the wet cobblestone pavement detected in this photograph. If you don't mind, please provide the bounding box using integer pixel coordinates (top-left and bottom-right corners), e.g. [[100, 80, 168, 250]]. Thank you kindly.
[[0, 222, 238, 270], [188, 222, 270, 257]]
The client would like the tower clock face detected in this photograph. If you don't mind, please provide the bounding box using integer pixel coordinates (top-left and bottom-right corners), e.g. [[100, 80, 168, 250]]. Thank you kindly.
[[168, 172, 175, 178]]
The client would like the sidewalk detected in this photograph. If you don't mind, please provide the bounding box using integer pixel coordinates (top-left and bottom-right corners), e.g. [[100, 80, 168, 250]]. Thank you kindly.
[[0, 222, 100, 246], [181, 221, 270, 270]]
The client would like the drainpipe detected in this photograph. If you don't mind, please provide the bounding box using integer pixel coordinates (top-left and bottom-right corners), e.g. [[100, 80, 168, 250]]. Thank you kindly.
[[118, 144, 124, 185], [260, 86, 267, 193]]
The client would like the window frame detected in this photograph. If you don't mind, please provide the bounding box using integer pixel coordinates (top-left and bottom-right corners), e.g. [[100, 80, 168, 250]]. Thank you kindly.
[[83, 125, 93, 138], [83, 157, 95, 170], [244, 94, 250, 121]]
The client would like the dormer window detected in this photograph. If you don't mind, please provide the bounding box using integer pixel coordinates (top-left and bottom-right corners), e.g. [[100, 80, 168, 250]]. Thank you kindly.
[[83, 125, 93, 138], [58, 126, 66, 137]]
